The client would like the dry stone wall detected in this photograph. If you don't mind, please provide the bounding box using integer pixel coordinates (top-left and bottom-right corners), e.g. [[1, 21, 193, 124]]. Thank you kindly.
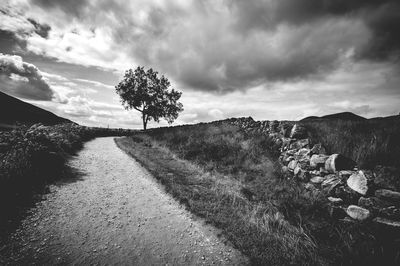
[[228, 117, 400, 229]]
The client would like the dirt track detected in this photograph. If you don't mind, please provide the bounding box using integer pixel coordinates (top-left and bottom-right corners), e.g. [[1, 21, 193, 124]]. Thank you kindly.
[[3, 137, 248, 265]]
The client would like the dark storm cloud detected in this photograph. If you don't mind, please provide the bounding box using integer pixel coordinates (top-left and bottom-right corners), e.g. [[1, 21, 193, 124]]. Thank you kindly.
[[32, 0, 89, 18], [0, 53, 54, 100], [11, 0, 400, 94], [0, 30, 27, 54], [229, 0, 400, 61], [27, 18, 51, 38]]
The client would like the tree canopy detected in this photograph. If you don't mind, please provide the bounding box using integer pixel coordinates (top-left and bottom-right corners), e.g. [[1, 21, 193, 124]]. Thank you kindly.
[[115, 66, 183, 130]]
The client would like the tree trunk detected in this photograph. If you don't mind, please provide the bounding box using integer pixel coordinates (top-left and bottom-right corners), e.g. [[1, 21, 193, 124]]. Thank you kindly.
[[142, 113, 147, 131]]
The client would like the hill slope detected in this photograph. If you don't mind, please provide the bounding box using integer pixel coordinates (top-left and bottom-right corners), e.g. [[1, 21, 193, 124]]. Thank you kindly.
[[0, 91, 72, 127], [301, 111, 366, 121]]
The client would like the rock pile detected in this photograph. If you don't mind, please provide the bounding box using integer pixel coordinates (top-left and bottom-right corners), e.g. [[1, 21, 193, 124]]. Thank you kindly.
[[229, 117, 400, 229]]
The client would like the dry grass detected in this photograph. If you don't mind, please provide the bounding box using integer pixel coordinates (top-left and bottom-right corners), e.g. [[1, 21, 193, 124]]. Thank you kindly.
[[302, 117, 400, 168], [115, 123, 322, 265], [117, 120, 400, 265]]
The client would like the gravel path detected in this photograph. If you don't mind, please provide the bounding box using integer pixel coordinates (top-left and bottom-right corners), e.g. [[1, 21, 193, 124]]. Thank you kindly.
[[3, 137, 248, 265]]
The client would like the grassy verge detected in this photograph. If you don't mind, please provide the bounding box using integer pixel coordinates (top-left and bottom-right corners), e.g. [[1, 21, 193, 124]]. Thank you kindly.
[[115, 123, 322, 265]]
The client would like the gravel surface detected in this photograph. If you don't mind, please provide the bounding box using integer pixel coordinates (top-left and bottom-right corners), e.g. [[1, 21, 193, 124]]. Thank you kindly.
[[2, 137, 248, 265]]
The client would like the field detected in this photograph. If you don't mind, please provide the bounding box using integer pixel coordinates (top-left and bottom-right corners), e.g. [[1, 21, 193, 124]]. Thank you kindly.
[[115, 119, 400, 265]]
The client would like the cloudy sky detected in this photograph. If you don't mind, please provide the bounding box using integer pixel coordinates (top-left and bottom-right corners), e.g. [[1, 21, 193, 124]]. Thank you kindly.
[[1, 0, 399, 128]]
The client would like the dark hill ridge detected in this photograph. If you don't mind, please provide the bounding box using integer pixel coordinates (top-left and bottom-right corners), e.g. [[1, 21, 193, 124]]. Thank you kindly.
[[301, 111, 367, 121], [0, 91, 72, 127]]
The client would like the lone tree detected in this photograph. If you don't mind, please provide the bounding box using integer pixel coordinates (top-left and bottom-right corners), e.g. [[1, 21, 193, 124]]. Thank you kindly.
[[115, 66, 183, 130]]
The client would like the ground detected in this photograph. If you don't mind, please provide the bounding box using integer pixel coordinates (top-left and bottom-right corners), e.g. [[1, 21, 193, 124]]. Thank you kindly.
[[1, 137, 248, 265]]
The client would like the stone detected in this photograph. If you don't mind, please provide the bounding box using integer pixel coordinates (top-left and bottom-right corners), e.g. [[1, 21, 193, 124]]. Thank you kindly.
[[290, 124, 307, 139], [373, 165, 400, 191], [347, 171, 368, 195], [375, 189, 400, 203], [339, 170, 355, 178], [334, 186, 360, 204], [373, 217, 400, 229], [304, 183, 317, 191], [325, 154, 356, 173], [282, 154, 294, 165], [281, 138, 292, 151], [309, 170, 320, 176], [310, 154, 329, 169], [289, 139, 310, 150], [322, 174, 342, 194], [310, 143, 327, 155], [286, 149, 297, 156], [294, 166, 309, 182], [288, 160, 298, 171], [310, 176, 325, 184], [295, 148, 311, 162], [328, 197, 344, 204], [322, 174, 342, 188], [346, 205, 371, 221]]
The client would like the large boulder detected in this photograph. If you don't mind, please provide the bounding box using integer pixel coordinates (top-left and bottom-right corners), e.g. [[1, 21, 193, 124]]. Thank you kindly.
[[346, 205, 371, 221], [290, 124, 307, 139], [310, 154, 329, 169], [325, 154, 356, 173], [288, 160, 298, 172], [375, 189, 400, 203], [347, 171, 368, 195]]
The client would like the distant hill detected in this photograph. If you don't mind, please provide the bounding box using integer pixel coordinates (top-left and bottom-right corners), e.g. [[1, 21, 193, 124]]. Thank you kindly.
[[301, 112, 367, 121], [0, 91, 72, 128]]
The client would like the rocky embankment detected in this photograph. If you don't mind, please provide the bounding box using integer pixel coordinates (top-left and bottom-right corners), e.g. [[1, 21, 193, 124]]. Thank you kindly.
[[229, 117, 400, 230]]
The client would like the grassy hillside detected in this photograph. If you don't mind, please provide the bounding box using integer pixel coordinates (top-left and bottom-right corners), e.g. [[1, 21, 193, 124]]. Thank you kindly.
[[0, 91, 72, 128], [116, 119, 400, 265], [301, 116, 400, 168]]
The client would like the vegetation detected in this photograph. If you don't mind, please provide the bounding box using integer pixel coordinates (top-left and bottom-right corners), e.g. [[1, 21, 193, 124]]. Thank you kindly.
[[115, 66, 183, 130], [116, 119, 400, 265], [116, 122, 321, 265], [0, 123, 133, 235], [302, 116, 400, 168]]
